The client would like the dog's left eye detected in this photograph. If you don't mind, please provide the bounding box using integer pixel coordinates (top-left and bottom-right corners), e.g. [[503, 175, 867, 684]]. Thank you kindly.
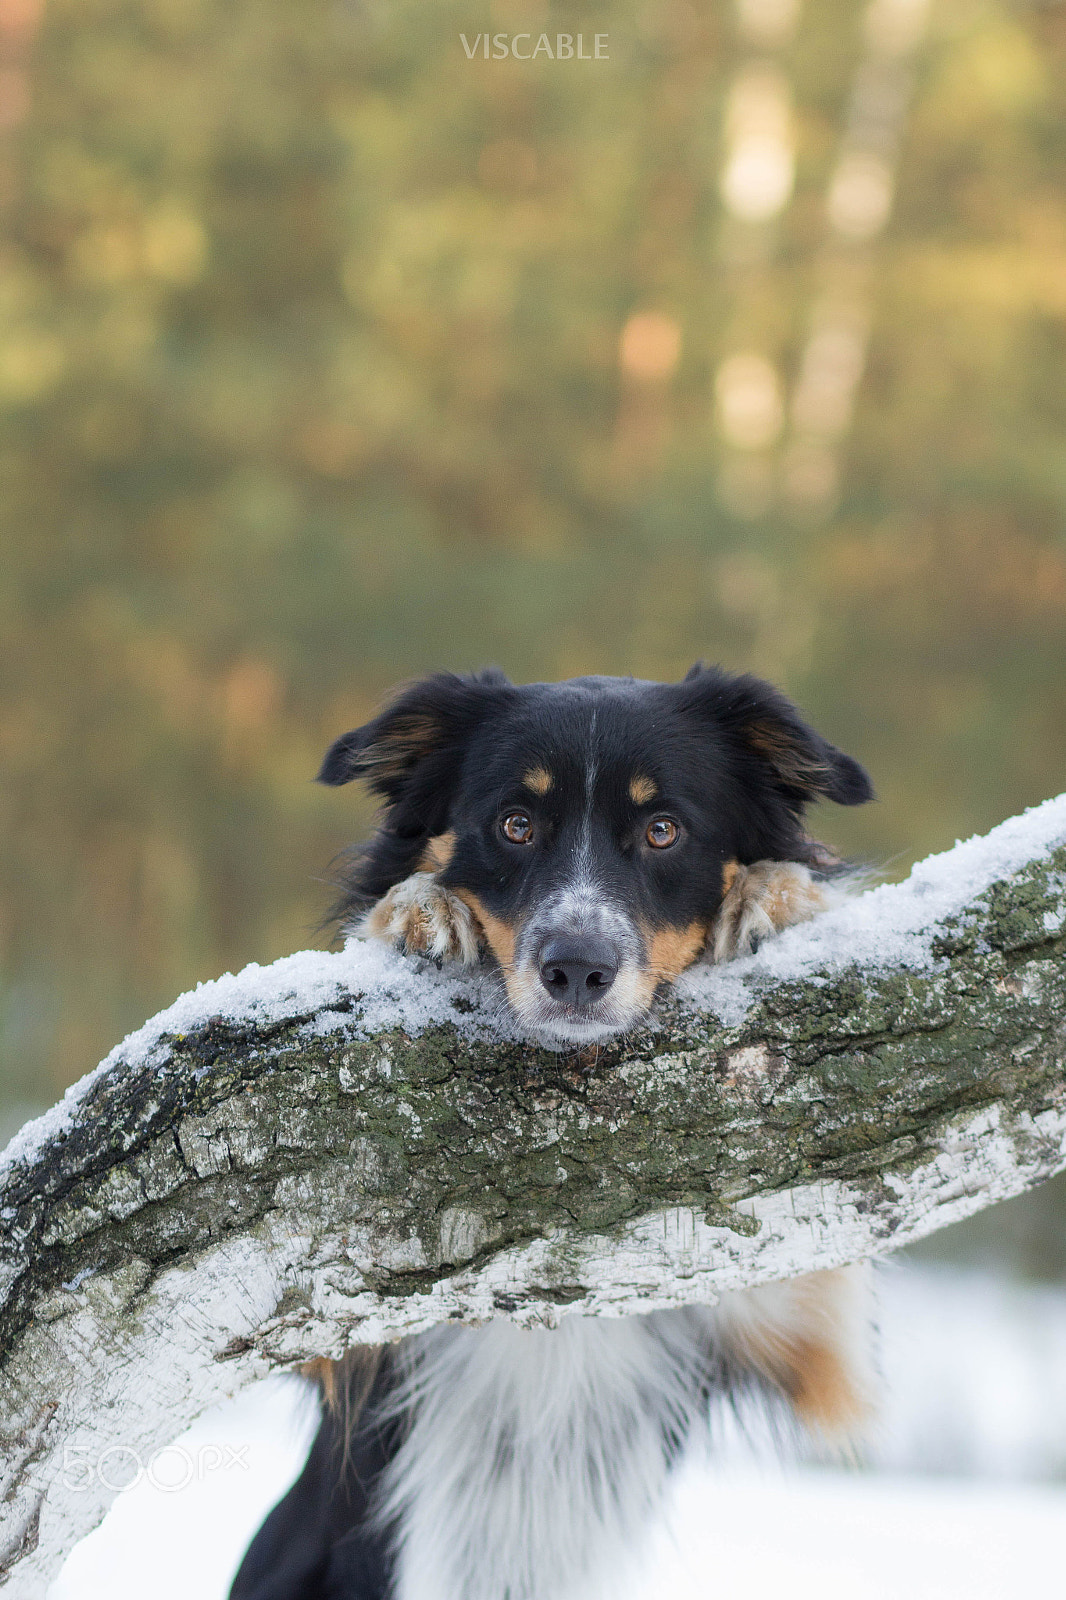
[[646, 817, 679, 849], [501, 812, 535, 845]]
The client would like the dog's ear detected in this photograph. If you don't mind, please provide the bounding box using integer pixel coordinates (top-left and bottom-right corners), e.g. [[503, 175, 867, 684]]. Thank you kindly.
[[318, 669, 512, 803], [319, 670, 513, 917], [680, 664, 873, 808]]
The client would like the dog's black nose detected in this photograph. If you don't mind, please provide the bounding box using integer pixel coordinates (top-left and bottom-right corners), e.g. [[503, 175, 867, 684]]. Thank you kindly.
[[538, 937, 619, 1008]]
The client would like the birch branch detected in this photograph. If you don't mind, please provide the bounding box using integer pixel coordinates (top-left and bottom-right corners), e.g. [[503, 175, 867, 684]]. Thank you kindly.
[[3, 796, 1066, 1592]]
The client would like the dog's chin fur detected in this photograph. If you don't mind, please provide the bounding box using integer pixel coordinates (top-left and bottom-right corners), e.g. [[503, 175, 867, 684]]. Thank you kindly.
[[505, 987, 653, 1049], [520, 1013, 641, 1049]]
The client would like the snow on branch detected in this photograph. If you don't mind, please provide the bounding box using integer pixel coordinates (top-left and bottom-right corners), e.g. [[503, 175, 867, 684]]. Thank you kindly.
[[3, 796, 1066, 1591]]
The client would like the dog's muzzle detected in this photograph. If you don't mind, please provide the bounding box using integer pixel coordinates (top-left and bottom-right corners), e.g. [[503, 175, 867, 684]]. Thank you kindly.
[[498, 888, 652, 1045]]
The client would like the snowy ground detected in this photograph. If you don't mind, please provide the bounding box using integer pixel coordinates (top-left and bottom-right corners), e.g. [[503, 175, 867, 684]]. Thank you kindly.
[[48, 1262, 1066, 1599]]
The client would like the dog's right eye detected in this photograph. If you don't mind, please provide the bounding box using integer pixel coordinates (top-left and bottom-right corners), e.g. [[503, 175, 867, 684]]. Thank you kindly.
[[501, 812, 534, 845], [646, 817, 679, 849]]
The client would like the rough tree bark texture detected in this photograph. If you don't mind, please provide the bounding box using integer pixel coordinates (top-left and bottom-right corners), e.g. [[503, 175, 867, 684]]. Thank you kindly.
[[3, 800, 1066, 1593]]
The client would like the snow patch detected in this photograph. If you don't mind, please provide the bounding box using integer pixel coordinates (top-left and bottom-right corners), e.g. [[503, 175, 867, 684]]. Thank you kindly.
[[0, 941, 507, 1182]]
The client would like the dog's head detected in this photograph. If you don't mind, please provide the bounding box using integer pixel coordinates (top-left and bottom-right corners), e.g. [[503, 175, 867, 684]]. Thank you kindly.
[[319, 667, 872, 1046]]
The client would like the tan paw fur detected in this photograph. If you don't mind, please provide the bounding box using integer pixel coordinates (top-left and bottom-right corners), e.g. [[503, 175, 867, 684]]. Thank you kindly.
[[359, 872, 483, 965], [710, 859, 833, 964]]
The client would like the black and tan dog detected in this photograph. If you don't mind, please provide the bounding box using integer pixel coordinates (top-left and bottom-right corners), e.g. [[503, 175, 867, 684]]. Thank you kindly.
[[233, 664, 875, 1600]]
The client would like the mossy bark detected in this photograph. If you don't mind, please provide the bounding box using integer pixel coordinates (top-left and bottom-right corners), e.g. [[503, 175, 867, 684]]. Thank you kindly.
[[2, 833, 1066, 1591]]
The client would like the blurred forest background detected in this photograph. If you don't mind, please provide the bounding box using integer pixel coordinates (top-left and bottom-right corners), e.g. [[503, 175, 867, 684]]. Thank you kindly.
[[2, 0, 1065, 1272]]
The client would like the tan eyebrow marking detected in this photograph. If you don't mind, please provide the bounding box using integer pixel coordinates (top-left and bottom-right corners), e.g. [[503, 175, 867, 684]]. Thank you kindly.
[[629, 774, 658, 806], [524, 767, 554, 796]]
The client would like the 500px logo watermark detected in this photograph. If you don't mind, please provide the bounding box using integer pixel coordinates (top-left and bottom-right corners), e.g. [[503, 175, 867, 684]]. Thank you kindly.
[[460, 31, 609, 60], [61, 1441, 249, 1493]]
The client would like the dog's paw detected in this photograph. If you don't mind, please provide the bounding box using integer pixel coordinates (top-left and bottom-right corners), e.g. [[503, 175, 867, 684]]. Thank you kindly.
[[358, 872, 483, 965], [715, 1264, 876, 1442], [710, 860, 832, 964]]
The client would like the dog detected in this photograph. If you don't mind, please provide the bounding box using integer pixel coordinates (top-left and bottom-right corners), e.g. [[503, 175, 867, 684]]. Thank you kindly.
[[232, 664, 875, 1600]]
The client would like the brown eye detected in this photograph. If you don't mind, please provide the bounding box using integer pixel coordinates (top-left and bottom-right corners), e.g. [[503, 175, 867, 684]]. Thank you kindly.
[[646, 817, 679, 849], [502, 811, 534, 845]]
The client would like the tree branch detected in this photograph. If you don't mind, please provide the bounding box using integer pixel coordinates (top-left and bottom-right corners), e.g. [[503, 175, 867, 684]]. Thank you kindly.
[[3, 797, 1066, 1592]]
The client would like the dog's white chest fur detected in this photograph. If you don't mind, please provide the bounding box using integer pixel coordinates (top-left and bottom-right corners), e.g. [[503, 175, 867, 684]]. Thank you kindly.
[[377, 1311, 714, 1600], [374, 1269, 874, 1600]]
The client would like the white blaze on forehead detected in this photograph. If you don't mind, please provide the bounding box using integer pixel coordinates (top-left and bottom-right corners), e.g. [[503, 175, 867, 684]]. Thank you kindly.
[[576, 705, 599, 880]]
